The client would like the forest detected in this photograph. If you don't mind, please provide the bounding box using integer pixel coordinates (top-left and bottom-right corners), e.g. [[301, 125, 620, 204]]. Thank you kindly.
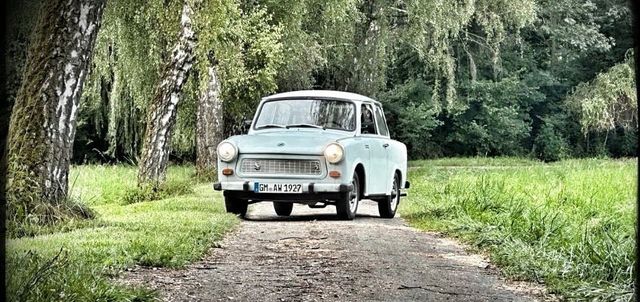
[[6, 0, 636, 164]]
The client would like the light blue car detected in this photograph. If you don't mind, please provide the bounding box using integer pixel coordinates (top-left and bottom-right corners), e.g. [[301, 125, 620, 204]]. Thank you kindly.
[[213, 90, 409, 220]]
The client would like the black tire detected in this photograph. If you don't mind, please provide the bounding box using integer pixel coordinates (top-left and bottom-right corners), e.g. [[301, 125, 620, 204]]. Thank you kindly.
[[273, 202, 293, 216], [336, 173, 360, 220], [378, 173, 400, 218], [224, 196, 248, 218]]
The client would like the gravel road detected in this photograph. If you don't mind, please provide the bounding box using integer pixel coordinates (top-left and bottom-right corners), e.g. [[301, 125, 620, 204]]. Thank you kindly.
[[122, 200, 547, 301]]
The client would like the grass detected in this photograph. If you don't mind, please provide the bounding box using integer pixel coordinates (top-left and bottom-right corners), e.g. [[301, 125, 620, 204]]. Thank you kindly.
[[7, 165, 238, 302], [400, 157, 636, 301]]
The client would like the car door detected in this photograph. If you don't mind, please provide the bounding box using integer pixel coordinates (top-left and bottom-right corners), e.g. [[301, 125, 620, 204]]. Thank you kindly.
[[373, 104, 392, 194], [360, 103, 387, 195]]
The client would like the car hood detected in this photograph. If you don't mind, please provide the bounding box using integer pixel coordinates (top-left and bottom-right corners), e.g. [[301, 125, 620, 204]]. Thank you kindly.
[[228, 130, 350, 155]]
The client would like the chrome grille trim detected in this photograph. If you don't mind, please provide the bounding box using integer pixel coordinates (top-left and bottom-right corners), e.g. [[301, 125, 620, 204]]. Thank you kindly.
[[240, 159, 322, 176]]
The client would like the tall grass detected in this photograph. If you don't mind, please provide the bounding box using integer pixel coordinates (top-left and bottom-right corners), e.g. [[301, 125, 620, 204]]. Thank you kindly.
[[7, 165, 238, 301], [401, 158, 636, 301], [70, 164, 196, 205]]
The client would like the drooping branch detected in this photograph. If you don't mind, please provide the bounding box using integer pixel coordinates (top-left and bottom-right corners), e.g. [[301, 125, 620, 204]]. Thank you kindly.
[[567, 53, 637, 134]]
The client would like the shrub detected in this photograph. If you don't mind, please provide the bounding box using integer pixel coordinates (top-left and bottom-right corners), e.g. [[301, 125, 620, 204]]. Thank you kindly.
[[533, 117, 569, 162]]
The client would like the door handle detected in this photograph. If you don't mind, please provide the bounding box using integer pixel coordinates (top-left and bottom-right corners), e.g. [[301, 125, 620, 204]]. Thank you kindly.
[[364, 144, 370, 149], [383, 143, 389, 148]]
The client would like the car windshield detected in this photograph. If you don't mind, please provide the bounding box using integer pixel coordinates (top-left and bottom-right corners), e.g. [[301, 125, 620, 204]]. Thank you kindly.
[[254, 99, 356, 131]]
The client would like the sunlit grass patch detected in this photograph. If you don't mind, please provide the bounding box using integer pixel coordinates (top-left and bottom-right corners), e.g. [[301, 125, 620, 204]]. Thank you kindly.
[[7, 166, 238, 302], [410, 156, 542, 168], [401, 157, 636, 301], [69, 164, 196, 205]]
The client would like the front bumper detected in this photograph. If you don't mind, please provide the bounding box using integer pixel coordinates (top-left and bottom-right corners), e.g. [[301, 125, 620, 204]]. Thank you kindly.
[[213, 181, 352, 193], [214, 181, 353, 203]]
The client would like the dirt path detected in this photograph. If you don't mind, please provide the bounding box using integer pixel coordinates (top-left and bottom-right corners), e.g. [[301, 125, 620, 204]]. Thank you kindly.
[[122, 201, 546, 301]]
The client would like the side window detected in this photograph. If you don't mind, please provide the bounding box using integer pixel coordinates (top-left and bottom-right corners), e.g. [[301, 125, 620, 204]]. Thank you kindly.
[[374, 105, 389, 137], [360, 104, 377, 134]]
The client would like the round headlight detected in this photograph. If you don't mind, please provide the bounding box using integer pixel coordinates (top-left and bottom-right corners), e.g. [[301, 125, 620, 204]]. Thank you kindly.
[[217, 141, 237, 162], [324, 143, 344, 164]]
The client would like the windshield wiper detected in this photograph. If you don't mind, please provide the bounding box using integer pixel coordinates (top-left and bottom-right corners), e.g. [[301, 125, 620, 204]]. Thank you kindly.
[[285, 123, 325, 130], [255, 124, 286, 129]]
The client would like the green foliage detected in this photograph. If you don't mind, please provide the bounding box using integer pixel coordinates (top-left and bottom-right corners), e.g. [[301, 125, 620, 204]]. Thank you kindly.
[[28, 0, 633, 162], [379, 79, 442, 158], [7, 165, 239, 302], [216, 6, 284, 134], [567, 52, 637, 134], [80, 0, 182, 160], [533, 116, 570, 162], [444, 77, 533, 156], [402, 158, 636, 300], [400, 0, 537, 107]]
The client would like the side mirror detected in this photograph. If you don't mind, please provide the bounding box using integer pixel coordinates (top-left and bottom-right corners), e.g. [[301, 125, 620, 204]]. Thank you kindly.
[[243, 119, 252, 127]]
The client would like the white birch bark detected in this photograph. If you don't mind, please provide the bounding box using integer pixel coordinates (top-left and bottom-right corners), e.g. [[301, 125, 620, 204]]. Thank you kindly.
[[138, 1, 196, 186], [196, 61, 223, 180], [6, 0, 106, 206]]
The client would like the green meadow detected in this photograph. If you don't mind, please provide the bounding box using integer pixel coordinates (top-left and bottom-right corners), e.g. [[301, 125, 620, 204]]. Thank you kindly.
[[7, 165, 238, 301], [401, 157, 636, 301], [6, 158, 636, 301]]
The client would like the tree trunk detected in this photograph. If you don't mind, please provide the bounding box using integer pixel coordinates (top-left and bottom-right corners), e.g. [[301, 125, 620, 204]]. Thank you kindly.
[[138, 1, 195, 187], [196, 58, 223, 180], [5, 0, 105, 213]]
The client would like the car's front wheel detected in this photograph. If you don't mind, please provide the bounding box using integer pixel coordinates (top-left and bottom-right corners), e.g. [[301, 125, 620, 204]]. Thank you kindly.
[[336, 173, 360, 220], [224, 195, 248, 218], [273, 202, 293, 216], [378, 173, 400, 218]]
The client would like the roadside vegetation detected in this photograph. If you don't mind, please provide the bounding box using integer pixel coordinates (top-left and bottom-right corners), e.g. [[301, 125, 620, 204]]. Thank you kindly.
[[6, 165, 238, 302], [401, 157, 636, 301]]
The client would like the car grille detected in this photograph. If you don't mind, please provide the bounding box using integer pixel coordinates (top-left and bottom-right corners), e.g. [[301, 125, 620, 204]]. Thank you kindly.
[[240, 159, 323, 176]]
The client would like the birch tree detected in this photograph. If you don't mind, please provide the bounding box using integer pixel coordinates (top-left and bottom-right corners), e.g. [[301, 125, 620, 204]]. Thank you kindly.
[[137, 1, 196, 186], [6, 0, 105, 220], [195, 54, 223, 180]]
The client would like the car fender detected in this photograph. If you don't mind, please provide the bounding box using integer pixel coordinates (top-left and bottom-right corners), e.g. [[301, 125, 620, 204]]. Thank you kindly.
[[337, 137, 370, 193], [387, 140, 408, 189]]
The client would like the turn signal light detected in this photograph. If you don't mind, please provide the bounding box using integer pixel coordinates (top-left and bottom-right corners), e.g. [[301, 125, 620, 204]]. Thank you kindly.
[[329, 171, 341, 178], [222, 168, 234, 176]]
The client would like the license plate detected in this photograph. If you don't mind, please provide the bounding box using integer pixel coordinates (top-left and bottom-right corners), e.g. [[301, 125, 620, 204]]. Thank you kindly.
[[254, 182, 303, 193]]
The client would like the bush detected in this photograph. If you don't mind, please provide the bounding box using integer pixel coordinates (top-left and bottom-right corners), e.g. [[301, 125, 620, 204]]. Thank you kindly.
[[533, 118, 570, 162]]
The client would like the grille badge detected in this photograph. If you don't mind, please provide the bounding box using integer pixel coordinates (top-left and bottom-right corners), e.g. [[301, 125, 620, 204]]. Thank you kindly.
[[254, 162, 261, 170]]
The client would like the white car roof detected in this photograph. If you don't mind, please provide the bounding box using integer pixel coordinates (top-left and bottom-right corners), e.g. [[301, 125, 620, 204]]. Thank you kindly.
[[263, 90, 379, 104]]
